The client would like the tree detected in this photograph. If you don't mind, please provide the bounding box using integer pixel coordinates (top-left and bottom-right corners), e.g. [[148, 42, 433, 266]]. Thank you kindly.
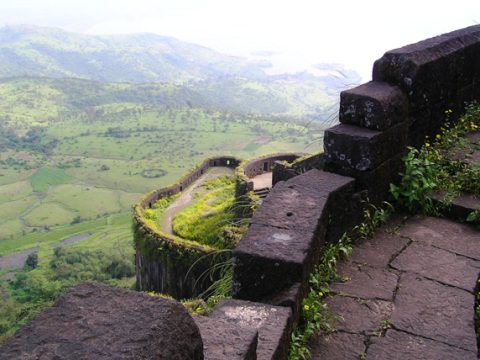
[[24, 252, 38, 270]]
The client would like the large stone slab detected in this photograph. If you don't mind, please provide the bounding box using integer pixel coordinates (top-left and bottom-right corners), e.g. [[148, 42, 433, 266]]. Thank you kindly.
[[391, 273, 477, 351], [330, 263, 399, 301], [194, 316, 258, 360], [211, 299, 292, 360], [324, 122, 408, 172], [250, 169, 354, 233], [368, 329, 477, 360], [0, 282, 203, 360], [339, 81, 408, 131], [233, 224, 316, 300], [309, 332, 366, 360], [327, 296, 394, 335], [399, 216, 480, 260], [391, 241, 480, 292], [350, 231, 409, 269]]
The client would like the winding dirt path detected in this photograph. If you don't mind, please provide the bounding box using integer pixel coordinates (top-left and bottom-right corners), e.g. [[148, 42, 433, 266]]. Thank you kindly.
[[160, 167, 234, 235]]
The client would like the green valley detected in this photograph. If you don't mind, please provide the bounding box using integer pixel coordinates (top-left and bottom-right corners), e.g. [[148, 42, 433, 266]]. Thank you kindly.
[[0, 25, 358, 343]]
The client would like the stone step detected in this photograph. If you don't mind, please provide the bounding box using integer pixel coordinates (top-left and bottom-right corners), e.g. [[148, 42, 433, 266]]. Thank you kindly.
[[210, 299, 293, 360], [253, 187, 271, 199], [194, 316, 258, 360], [433, 191, 480, 223]]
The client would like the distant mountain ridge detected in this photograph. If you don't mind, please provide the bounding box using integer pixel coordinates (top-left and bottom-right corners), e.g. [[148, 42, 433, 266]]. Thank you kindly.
[[0, 25, 269, 83], [0, 25, 362, 121]]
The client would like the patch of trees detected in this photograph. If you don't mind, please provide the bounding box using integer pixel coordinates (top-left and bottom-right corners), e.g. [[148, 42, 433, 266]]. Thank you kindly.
[[0, 246, 135, 343]]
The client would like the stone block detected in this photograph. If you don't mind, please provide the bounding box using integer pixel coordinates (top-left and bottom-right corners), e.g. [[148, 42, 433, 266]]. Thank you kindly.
[[309, 332, 366, 360], [262, 282, 305, 325], [368, 329, 477, 360], [211, 299, 292, 360], [330, 263, 399, 301], [435, 192, 480, 222], [327, 296, 394, 335], [194, 316, 258, 360], [325, 152, 404, 205], [233, 170, 355, 300], [0, 282, 203, 360], [373, 25, 480, 111], [350, 230, 409, 269], [391, 273, 477, 351], [391, 242, 480, 292], [324, 122, 408, 172], [233, 224, 317, 301], [398, 215, 480, 261], [339, 81, 408, 130]]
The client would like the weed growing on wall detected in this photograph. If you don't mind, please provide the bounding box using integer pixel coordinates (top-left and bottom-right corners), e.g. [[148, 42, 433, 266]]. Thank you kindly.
[[288, 234, 352, 360], [354, 201, 394, 238], [390, 102, 480, 216]]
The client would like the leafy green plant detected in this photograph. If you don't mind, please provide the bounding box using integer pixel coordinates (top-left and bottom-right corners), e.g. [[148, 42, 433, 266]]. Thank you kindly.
[[467, 210, 480, 223], [172, 176, 237, 248], [288, 234, 352, 360], [374, 319, 392, 337], [390, 146, 439, 214], [391, 102, 480, 215], [355, 202, 394, 238]]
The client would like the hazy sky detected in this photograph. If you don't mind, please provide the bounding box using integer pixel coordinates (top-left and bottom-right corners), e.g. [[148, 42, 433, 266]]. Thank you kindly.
[[0, 0, 479, 80]]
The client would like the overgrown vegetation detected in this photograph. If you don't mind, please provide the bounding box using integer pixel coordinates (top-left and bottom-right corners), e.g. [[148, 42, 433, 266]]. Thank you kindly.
[[288, 235, 352, 360], [172, 176, 237, 248], [390, 103, 480, 218], [288, 200, 394, 359], [0, 243, 135, 344], [354, 201, 394, 238]]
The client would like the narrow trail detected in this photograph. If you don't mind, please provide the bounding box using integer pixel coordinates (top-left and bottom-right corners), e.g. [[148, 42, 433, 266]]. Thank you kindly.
[[159, 167, 234, 235]]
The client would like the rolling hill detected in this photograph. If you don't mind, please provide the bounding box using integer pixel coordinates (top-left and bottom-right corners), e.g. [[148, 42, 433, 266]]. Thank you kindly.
[[0, 25, 268, 83]]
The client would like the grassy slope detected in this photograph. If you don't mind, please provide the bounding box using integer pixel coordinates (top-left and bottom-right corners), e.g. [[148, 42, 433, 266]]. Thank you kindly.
[[0, 78, 325, 258], [0, 25, 266, 83]]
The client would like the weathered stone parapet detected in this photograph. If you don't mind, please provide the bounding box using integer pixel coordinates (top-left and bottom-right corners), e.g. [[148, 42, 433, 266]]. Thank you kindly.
[[326, 24, 480, 201], [373, 25, 480, 110], [0, 282, 204, 360], [324, 122, 408, 172], [233, 169, 355, 301], [339, 81, 408, 130], [272, 153, 325, 186]]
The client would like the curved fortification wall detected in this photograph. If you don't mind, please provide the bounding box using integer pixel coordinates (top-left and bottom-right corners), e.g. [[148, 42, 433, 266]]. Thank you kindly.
[[134, 156, 240, 299], [134, 154, 302, 299]]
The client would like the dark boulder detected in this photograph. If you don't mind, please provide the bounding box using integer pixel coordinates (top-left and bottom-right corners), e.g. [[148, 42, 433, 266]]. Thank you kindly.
[[0, 282, 203, 360]]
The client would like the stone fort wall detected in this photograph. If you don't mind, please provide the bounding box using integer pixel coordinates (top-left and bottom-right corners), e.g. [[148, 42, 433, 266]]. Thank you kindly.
[[5, 25, 480, 360]]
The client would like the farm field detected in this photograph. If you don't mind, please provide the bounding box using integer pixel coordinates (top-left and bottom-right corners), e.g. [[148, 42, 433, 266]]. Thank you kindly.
[[0, 101, 324, 265]]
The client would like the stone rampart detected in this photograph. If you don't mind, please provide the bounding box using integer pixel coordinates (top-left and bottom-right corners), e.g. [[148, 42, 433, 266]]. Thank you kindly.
[[134, 156, 239, 299]]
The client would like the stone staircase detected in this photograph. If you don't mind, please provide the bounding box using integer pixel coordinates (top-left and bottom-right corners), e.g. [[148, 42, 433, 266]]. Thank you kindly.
[[253, 187, 271, 199]]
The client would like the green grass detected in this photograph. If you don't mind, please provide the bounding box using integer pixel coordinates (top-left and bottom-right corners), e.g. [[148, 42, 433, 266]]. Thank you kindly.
[[0, 212, 131, 257], [23, 203, 76, 228], [172, 176, 236, 248], [0, 196, 37, 221], [28, 167, 72, 193], [0, 181, 33, 203]]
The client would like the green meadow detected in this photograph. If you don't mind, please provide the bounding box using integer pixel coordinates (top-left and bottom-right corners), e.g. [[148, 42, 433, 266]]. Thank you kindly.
[[0, 87, 324, 260]]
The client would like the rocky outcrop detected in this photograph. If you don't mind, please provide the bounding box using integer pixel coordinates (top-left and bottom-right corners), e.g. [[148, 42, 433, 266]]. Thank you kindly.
[[0, 282, 204, 360]]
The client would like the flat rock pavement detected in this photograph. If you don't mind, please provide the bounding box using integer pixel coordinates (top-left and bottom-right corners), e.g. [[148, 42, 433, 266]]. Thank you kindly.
[[310, 215, 479, 360]]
